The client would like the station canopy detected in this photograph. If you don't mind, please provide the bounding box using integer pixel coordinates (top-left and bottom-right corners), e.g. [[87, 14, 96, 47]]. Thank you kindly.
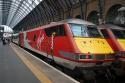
[[0, 0, 92, 31]]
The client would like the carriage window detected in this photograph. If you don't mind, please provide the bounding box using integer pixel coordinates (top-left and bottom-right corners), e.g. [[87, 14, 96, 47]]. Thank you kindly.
[[100, 29, 110, 38], [112, 29, 125, 39], [45, 25, 66, 37], [87, 26, 102, 37], [70, 24, 88, 37]]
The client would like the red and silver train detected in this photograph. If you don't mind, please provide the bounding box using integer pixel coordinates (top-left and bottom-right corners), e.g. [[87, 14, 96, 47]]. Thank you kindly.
[[99, 24, 125, 60], [18, 19, 115, 70]]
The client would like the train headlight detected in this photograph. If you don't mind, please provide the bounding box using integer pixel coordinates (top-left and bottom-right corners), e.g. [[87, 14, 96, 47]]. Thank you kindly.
[[86, 54, 94, 59], [79, 54, 94, 59], [80, 54, 86, 59]]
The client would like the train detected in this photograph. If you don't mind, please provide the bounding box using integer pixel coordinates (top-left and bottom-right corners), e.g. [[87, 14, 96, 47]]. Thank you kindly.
[[99, 24, 125, 59], [18, 19, 115, 72], [99, 24, 125, 69]]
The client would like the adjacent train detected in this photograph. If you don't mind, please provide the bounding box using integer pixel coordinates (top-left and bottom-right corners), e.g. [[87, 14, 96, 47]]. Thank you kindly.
[[18, 19, 115, 71], [99, 24, 125, 60]]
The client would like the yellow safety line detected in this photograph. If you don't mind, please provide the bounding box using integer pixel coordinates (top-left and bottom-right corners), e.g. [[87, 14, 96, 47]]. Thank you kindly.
[[10, 44, 52, 83]]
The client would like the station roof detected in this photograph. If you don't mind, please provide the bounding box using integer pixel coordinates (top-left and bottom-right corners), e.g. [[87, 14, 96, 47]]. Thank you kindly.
[[0, 0, 92, 31], [0, 0, 43, 29]]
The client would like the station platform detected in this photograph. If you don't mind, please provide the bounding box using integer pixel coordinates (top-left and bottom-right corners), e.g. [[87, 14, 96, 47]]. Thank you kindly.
[[0, 41, 79, 83]]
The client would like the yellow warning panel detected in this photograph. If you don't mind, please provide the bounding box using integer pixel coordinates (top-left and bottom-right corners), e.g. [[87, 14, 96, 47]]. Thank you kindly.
[[74, 37, 114, 54], [117, 39, 125, 50]]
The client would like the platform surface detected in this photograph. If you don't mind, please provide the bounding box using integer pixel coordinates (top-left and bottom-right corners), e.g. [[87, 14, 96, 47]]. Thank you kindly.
[[0, 41, 40, 83]]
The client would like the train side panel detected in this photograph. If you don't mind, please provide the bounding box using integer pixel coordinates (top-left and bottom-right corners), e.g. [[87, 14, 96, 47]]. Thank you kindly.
[[22, 24, 79, 61]]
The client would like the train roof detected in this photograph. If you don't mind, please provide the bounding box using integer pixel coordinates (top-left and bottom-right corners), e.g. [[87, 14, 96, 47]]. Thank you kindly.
[[24, 19, 95, 32], [98, 24, 125, 30], [58, 19, 95, 25]]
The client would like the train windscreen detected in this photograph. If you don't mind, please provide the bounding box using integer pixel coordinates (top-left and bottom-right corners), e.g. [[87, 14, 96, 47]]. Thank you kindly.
[[112, 29, 125, 39], [70, 24, 88, 37], [70, 24, 102, 37], [87, 26, 102, 37]]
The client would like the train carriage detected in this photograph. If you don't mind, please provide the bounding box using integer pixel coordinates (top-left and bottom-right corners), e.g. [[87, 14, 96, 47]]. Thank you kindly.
[[19, 19, 115, 70]]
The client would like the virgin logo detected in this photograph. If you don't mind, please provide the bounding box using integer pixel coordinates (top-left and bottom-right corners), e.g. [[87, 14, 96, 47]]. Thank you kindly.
[[37, 31, 44, 49]]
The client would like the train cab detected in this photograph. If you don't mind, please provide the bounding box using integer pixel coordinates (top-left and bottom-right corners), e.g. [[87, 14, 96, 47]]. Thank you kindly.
[[99, 24, 125, 60], [66, 20, 115, 68]]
